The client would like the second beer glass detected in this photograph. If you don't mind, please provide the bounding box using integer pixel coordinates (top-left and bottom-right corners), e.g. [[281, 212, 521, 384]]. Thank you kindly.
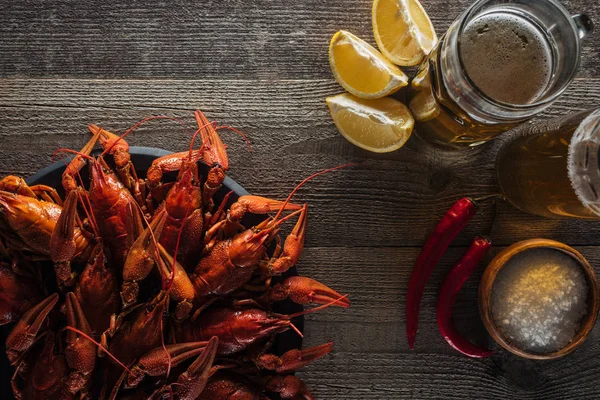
[[408, 0, 592, 149], [496, 109, 600, 219]]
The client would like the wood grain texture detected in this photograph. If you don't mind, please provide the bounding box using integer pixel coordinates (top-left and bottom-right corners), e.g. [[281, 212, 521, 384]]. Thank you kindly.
[[0, 0, 598, 79], [1, 0, 600, 398], [3, 78, 600, 248], [297, 246, 600, 399]]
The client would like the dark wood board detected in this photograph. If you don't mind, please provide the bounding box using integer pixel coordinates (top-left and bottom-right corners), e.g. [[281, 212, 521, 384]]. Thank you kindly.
[[1, 0, 600, 398]]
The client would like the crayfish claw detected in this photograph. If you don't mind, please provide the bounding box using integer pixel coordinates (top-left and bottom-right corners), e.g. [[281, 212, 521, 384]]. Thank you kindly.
[[126, 340, 211, 388], [282, 342, 333, 373], [89, 124, 128, 161], [90, 124, 135, 189], [0, 265, 41, 326], [65, 292, 93, 339], [265, 204, 308, 275], [155, 243, 196, 321], [173, 336, 219, 400], [122, 210, 167, 308], [0, 175, 36, 199], [61, 128, 101, 193], [50, 189, 81, 288], [258, 342, 333, 374], [5, 292, 59, 364], [228, 195, 303, 222], [64, 292, 96, 394], [194, 110, 228, 170], [266, 375, 313, 400], [265, 276, 350, 308], [173, 301, 194, 321]]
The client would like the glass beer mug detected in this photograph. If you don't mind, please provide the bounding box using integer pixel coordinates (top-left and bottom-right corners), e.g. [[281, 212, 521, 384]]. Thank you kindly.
[[408, 0, 593, 149], [496, 109, 600, 219]]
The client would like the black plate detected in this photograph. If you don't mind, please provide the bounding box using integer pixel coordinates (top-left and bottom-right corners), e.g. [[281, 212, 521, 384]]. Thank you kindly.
[[0, 146, 303, 399]]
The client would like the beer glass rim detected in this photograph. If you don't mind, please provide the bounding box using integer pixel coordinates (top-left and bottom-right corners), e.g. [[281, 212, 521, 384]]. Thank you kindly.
[[455, 0, 581, 111], [568, 108, 600, 217]]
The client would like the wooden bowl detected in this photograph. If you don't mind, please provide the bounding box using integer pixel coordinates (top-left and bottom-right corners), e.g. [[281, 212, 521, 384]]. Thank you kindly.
[[479, 238, 600, 360]]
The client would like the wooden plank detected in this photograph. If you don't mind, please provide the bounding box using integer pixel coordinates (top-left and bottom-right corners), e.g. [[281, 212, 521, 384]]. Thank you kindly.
[[2, 0, 600, 398], [298, 348, 600, 399], [294, 246, 600, 399], [2, 78, 600, 248], [0, 0, 598, 79]]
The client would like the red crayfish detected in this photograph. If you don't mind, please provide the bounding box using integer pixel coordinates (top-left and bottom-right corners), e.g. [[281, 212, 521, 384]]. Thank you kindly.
[[0, 110, 352, 399]]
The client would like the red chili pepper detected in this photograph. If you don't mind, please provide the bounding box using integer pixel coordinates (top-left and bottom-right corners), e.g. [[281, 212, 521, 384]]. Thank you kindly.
[[436, 236, 493, 358], [406, 197, 477, 349]]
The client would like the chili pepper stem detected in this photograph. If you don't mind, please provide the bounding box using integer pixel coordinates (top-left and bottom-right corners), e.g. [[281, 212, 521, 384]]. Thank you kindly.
[[471, 193, 505, 204]]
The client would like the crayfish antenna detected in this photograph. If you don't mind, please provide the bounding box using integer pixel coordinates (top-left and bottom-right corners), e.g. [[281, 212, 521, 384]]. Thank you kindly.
[[109, 361, 136, 400], [160, 318, 171, 379], [271, 163, 357, 223], [99, 115, 193, 158], [215, 124, 253, 152], [255, 207, 305, 235], [52, 148, 95, 163], [289, 322, 304, 338]]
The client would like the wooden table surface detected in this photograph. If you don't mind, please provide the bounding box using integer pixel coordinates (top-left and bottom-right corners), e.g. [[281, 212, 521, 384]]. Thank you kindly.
[[2, 0, 600, 398]]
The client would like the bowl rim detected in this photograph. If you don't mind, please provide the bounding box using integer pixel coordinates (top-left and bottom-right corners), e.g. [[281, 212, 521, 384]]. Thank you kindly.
[[479, 238, 600, 360], [21, 145, 304, 355], [26, 146, 249, 197]]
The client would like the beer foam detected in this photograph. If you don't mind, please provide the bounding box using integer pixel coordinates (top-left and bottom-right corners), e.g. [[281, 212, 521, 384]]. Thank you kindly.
[[460, 11, 553, 105]]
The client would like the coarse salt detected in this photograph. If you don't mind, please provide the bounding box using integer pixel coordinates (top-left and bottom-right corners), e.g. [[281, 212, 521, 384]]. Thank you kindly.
[[491, 248, 588, 353]]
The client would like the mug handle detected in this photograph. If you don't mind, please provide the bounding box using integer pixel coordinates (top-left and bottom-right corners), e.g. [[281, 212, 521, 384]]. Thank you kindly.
[[573, 14, 594, 40]]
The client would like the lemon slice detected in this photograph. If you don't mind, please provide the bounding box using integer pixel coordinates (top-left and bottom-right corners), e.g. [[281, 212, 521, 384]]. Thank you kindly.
[[372, 0, 437, 66], [326, 93, 414, 153], [410, 90, 440, 122], [329, 30, 408, 99], [409, 65, 440, 121], [411, 64, 431, 92]]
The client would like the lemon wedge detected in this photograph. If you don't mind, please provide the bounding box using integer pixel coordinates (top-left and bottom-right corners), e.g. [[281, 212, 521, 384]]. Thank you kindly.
[[326, 93, 414, 153], [409, 65, 440, 121], [329, 30, 408, 99], [372, 0, 437, 66]]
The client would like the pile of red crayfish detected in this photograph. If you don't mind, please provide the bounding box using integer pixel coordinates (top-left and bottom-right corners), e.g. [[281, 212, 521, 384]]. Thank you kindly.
[[0, 110, 350, 399]]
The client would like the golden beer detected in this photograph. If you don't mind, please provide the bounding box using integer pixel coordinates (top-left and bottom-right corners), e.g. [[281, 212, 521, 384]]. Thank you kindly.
[[408, 0, 592, 149], [496, 109, 600, 219], [409, 48, 520, 148]]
